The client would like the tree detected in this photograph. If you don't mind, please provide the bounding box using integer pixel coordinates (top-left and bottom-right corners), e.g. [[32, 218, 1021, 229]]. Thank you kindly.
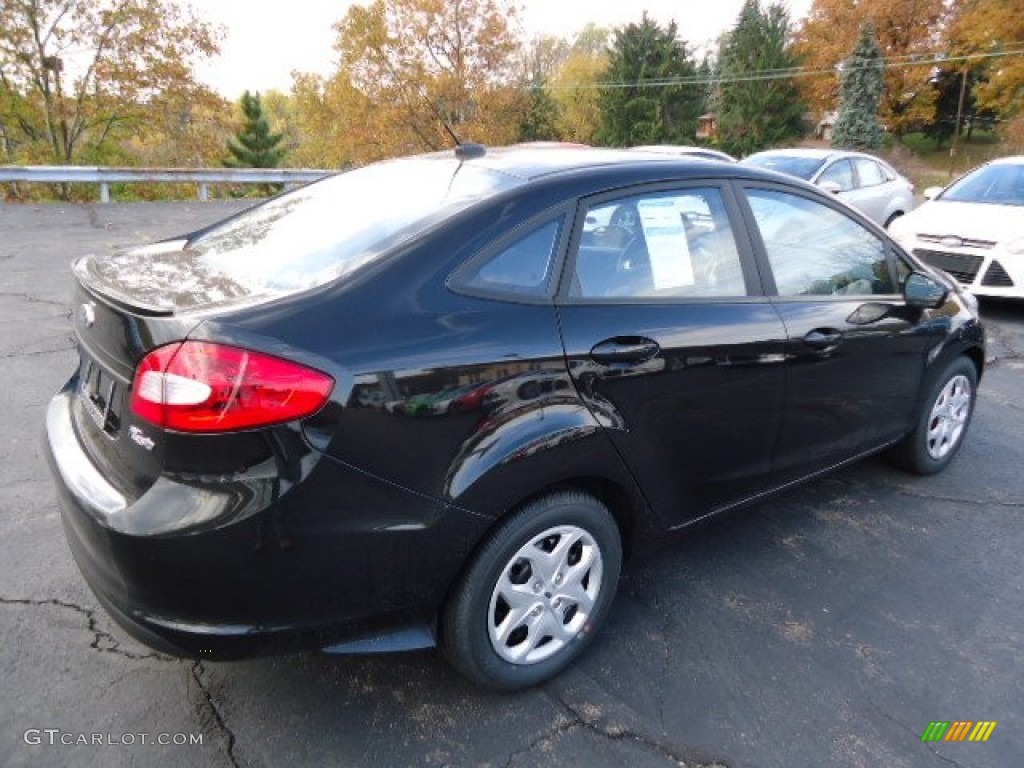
[[332, 0, 525, 155], [716, 0, 805, 157], [549, 26, 609, 144], [518, 81, 561, 141], [832, 23, 885, 150], [597, 13, 702, 147], [794, 0, 947, 138], [224, 91, 286, 168], [287, 71, 376, 168], [0, 0, 220, 166], [947, 0, 1024, 140], [515, 35, 567, 142]]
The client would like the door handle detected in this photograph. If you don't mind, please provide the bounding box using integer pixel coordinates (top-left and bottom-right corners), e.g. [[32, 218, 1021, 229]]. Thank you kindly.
[[803, 328, 843, 351], [589, 337, 661, 365]]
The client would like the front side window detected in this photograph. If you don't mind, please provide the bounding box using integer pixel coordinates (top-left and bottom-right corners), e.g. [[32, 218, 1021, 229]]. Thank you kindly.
[[571, 187, 748, 299], [818, 159, 855, 191], [746, 188, 895, 297]]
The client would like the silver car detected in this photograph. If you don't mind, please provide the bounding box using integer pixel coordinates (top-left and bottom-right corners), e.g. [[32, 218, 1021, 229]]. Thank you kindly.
[[742, 148, 915, 228]]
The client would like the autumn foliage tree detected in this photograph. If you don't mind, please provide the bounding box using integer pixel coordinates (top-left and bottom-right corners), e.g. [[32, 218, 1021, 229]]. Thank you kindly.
[[332, 0, 525, 157], [0, 0, 221, 166], [947, 0, 1024, 145], [795, 0, 947, 137], [548, 25, 609, 145]]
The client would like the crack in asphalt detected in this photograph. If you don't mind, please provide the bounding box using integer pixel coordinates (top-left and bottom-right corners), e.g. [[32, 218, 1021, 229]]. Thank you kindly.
[[0, 291, 70, 309], [0, 595, 172, 660], [190, 661, 241, 768], [505, 686, 730, 768], [896, 489, 1024, 508], [869, 702, 975, 768], [0, 344, 75, 360]]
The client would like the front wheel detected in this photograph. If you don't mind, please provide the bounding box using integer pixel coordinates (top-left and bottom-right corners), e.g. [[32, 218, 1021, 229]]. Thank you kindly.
[[441, 492, 622, 691], [888, 356, 977, 475]]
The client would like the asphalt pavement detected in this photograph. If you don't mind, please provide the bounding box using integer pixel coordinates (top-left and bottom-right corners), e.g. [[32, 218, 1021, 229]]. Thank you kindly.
[[1, 201, 1021, 767]]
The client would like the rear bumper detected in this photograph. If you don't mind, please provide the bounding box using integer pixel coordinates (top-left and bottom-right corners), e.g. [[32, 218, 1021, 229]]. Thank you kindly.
[[45, 388, 491, 659]]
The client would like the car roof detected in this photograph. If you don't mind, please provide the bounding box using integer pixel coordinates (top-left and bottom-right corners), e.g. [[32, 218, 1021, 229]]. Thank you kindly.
[[629, 145, 737, 161], [747, 147, 859, 161], [430, 144, 724, 182]]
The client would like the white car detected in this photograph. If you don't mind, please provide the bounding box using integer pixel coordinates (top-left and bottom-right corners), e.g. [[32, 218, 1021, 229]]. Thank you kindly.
[[630, 145, 737, 163], [742, 148, 915, 228], [888, 156, 1024, 299]]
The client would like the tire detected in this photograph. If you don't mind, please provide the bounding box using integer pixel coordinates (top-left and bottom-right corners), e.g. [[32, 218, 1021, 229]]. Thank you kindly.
[[441, 492, 622, 691], [889, 356, 977, 475], [884, 211, 903, 229]]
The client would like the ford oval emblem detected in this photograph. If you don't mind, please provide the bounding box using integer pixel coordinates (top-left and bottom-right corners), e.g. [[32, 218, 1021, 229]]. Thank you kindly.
[[80, 302, 96, 328], [940, 235, 964, 248]]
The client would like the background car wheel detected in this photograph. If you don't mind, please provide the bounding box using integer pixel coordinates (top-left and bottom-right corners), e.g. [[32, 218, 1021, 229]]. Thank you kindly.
[[441, 491, 622, 691], [884, 211, 903, 229], [888, 356, 977, 475]]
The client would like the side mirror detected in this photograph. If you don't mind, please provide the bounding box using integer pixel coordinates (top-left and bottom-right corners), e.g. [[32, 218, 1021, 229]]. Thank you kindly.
[[923, 186, 943, 201], [818, 180, 842, 195], [904, 272, 949, 309]]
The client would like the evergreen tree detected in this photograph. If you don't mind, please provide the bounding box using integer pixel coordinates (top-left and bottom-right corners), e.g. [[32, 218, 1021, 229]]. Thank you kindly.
[[716, 0, 805, 157], [224, 91, 286, 168], [518, 80, 562, 142], [597, 13, 702, 147], [832, 23, 885, 150]]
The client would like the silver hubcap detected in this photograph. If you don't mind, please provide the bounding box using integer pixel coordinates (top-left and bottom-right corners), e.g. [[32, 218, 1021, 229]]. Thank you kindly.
[[926, 374, 972, 460], [487, 525, 603, 665]]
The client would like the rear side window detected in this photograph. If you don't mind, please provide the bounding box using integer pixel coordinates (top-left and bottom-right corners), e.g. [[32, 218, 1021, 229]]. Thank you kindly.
[[571, 187, 748, 300], [456, 218, 564, 299], [854, 158, 887, 187]]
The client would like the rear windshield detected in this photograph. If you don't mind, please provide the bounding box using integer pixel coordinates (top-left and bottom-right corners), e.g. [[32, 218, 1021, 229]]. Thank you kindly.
[[743, 154, 826, 181], [187, 156, 524, 291], [940, 162, 1024, 206]]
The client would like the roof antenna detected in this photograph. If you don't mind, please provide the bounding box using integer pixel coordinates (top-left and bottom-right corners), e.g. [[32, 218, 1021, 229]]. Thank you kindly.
[[444, 122, 462, 147], [445, 121, 486, 160]]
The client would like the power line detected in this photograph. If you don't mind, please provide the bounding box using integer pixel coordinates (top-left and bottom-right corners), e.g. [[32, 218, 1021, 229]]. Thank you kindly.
[[545, 44, 1024, 90]]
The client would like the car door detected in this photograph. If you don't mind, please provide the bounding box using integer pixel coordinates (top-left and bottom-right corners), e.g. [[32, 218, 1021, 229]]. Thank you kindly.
[[818, 157, 881, 225], [737, 182, 943, 478], [556, 182, 789, 528], [849, 156, 894, 225]]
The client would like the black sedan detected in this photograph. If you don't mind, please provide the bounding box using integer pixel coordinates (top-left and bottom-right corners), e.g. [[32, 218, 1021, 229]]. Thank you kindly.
[[45, 145, 984, 690]]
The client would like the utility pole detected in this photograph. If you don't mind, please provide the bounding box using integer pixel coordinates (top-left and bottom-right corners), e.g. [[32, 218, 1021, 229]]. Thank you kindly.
[[948, 66, 968, 178]]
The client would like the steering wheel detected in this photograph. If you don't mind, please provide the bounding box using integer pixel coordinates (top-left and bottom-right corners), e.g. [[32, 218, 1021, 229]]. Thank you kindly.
[[609, 204, 640, 234]]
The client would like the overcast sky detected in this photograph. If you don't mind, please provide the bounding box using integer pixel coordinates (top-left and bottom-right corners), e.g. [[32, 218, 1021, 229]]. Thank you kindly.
[[189, 0, 814, 98]]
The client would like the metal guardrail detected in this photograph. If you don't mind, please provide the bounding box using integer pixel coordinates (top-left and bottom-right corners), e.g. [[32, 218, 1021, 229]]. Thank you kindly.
[[0, 166, 335, 202]]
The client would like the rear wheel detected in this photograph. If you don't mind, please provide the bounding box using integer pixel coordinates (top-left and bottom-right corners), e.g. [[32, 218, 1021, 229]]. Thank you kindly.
[[889, 356, 977, 475], [441, 492, 621, 691]]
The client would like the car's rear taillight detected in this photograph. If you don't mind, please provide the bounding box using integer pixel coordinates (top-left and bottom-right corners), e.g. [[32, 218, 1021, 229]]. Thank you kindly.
[[130, 342, 334, 432]]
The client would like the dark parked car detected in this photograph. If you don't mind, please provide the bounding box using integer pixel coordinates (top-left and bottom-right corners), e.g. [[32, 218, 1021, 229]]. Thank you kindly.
[[46, 145, 984, 690]]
